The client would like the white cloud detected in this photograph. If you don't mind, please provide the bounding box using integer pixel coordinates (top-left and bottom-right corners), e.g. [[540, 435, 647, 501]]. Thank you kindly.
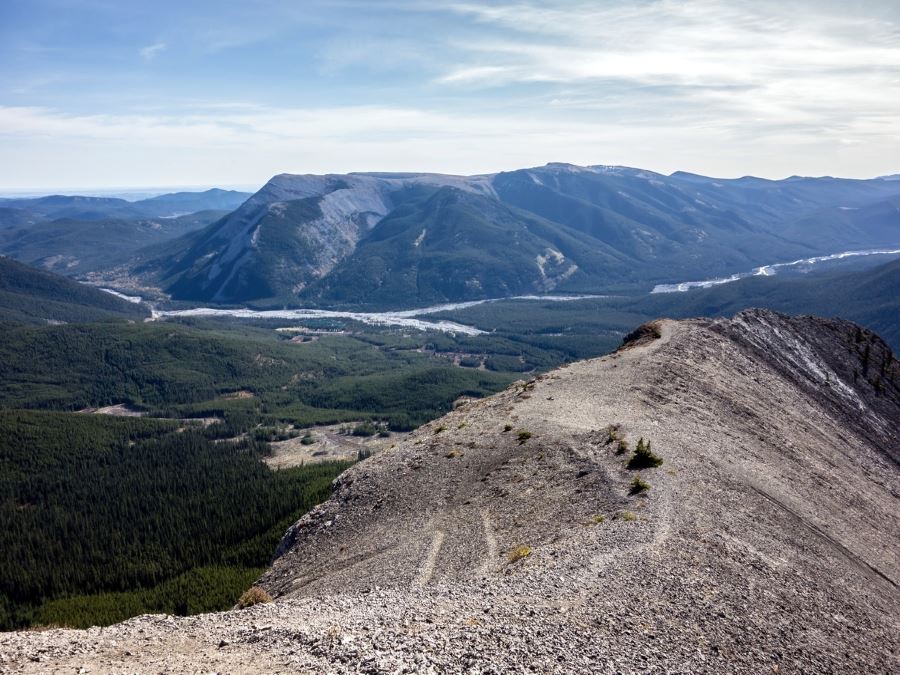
[[139, 42, 167, 60], [436, 65, 516, 84], [1, 99, 899, 189], [434, 0, 900, 145]]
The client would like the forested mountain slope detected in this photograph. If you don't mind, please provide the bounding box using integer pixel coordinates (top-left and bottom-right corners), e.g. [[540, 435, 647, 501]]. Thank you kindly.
[[0, 257, 147, 323]]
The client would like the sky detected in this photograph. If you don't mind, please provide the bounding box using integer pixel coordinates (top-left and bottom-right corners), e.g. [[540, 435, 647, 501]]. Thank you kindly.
[[1, 0, 900, 191]]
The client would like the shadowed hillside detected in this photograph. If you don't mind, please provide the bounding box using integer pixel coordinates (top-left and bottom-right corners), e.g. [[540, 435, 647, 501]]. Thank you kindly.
[[0, 257, 148, 323]]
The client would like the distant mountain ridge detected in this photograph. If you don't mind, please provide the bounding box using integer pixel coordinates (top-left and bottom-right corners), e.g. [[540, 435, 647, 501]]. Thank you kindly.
[[302, 186, 631, 306], [0, 188, 251, 220], [5, 167, 900, 308], [157, 173, 494, 303], [0, 211, 228, 275], [146, 163, 900, 307], [0, 188, 251, 276]]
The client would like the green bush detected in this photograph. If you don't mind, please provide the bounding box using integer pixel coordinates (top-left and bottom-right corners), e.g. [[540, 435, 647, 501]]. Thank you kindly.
[[351, 422, 377, 437], [627, 438, 663, 470], [603, 425, 620, 445], [629, 476, 651, 495]]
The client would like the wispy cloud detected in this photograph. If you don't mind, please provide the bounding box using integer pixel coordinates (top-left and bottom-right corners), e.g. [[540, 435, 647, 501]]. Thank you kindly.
[[0, 103, 562, 145], [435, 1, 900, 136], [438, 2, 900, 84], [1, 96, 895, 159], [139, 42, 166, 61]]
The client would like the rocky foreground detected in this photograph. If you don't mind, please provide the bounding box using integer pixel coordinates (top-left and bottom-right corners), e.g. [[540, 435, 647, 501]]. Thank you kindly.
[[2, 309, 898, 673]]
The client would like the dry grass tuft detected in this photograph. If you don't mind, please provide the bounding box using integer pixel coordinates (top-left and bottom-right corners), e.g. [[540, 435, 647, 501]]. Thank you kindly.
[[237, 586, 273, 609], [507, 545, 532, 564]]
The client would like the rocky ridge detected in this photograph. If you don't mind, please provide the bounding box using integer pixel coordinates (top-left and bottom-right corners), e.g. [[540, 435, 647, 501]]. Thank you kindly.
[[1, 309, 898, 673]]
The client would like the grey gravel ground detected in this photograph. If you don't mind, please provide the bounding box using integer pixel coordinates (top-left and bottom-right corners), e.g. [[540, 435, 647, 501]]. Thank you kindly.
[[2, 309, 898, 673]]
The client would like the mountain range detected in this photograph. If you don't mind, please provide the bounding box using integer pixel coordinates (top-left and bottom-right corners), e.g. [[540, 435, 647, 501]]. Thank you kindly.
[[0, 188, 251, 222], [0, 189, 251, 276], [1, 167, 898, 309], [144, 164, 900, 307]]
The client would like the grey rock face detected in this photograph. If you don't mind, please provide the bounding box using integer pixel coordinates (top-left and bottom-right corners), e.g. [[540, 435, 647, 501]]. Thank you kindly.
[[161, 171, 496, 303]]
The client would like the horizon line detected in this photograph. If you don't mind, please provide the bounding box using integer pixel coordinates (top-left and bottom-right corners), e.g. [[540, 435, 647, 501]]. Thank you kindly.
[[2, 163, 898, 197]]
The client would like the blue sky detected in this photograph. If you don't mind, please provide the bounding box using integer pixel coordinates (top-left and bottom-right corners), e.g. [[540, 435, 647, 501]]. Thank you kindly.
[[2, 0, 900, 190]]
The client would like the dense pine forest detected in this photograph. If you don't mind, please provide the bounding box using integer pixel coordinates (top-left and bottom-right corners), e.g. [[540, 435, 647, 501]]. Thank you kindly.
[[0, 411, 349, 629]]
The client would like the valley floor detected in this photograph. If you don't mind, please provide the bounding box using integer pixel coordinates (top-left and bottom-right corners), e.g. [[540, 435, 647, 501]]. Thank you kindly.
[[264, 423, 407, 469]]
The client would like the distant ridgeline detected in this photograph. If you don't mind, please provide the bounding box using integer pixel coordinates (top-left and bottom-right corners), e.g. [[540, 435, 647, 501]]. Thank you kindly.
[[2, 168, 898, 311], [136, 166, 900, 308], [0, 188, 251, 276]]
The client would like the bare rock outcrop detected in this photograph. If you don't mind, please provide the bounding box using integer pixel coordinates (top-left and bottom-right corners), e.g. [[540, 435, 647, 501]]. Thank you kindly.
[[2, 309, 898, 673]]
